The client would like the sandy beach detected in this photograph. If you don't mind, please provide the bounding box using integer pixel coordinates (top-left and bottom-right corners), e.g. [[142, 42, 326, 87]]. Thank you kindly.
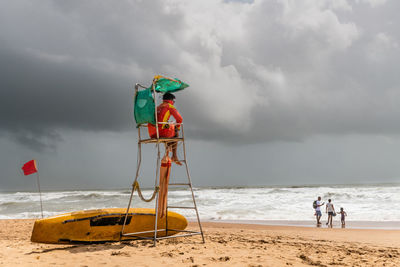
[[0, 219, 399, 266]]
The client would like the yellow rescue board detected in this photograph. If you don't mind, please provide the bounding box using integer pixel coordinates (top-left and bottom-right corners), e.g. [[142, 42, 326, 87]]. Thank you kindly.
[[31, 208, 187, 244]]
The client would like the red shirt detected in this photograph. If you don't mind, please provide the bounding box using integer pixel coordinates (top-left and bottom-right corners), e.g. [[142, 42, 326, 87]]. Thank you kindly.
[[148, 100, 183, 138]]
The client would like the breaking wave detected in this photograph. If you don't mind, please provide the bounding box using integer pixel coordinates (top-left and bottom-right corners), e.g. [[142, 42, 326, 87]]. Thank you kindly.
[[0, 184, 399, 221]]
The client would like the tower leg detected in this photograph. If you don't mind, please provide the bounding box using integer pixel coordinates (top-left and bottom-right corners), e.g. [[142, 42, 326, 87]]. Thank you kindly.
[[121, 140, 142, 239], [153, 141, 162, 246], [181, 128, 205, 243]]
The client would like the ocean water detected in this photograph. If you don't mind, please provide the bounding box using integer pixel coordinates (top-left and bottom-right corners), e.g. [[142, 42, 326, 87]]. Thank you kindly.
[[1, 184, 399, 223]]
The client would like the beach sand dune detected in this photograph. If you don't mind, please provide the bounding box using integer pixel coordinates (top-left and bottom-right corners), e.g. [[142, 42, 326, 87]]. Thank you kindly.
[[0, 219, 399, 266]]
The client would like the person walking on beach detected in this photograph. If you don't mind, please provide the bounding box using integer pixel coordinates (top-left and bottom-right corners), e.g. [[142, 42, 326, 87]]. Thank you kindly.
[[339, 207, 347, 227], [314, 196, 324, 225], [326, 199, 336, 227]]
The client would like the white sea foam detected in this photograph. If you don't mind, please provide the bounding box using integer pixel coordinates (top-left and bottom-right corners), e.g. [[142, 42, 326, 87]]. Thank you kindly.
[[0, 184, 399, 221]]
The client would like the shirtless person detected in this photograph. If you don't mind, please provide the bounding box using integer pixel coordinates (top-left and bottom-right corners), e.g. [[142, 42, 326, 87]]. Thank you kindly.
[[339, 207, 347, 226]]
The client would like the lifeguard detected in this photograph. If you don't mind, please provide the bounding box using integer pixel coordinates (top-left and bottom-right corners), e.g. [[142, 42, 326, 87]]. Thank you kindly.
[[148, 92, 182, 165]]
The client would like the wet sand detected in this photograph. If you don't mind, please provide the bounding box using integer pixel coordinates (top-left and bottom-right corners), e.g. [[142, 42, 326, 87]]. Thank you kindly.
[[210, 219, 400, 229], [1, 219, 399, 266]]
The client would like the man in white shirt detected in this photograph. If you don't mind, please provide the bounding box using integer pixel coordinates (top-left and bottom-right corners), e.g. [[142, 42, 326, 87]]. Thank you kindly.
[[315, 196, 324, 225]]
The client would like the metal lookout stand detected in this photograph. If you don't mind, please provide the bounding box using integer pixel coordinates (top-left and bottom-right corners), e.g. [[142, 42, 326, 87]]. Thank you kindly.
[[120, 80, 205, 246]]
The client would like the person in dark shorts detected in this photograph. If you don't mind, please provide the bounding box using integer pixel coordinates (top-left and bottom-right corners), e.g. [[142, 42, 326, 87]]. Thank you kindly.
[[325, 199, 335, 227]]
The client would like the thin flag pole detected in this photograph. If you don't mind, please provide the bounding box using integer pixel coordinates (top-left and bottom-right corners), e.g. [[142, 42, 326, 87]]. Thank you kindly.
[[36, 171, 44, 218]]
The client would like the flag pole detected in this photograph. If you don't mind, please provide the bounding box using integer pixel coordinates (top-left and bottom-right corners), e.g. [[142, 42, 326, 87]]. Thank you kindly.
[[36, 171, 44, 218]]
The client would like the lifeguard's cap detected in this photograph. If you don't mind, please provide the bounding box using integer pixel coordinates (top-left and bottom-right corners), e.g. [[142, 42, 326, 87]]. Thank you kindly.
[[163, 92, 175, 100]]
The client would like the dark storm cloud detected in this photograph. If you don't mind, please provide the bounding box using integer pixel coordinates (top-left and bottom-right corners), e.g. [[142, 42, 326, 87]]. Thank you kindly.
[[0, 0, 186, 149], [0, 45, 133, 150], [1, 0, 400, 149]]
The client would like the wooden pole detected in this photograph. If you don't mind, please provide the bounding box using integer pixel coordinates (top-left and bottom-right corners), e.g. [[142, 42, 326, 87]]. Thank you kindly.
[[36, 172, 44, 218]]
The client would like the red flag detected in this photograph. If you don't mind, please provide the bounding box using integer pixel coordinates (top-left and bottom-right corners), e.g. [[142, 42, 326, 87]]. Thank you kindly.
[[22, 160, 38, 176]]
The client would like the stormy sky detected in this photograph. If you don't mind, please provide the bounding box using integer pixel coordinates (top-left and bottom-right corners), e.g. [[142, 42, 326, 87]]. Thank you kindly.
[[1, 0, 400, 190]]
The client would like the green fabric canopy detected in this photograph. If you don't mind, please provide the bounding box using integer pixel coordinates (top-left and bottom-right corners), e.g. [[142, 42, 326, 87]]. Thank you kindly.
[[153, 77, 189, 93]]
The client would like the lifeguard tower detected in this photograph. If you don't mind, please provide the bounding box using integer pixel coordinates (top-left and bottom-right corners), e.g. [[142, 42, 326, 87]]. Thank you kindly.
[[120, 75, 204, 246]]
